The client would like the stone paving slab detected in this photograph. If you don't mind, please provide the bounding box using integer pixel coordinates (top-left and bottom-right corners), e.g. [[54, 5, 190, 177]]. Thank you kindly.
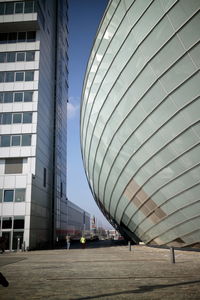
[[0, 244, 200, 299]]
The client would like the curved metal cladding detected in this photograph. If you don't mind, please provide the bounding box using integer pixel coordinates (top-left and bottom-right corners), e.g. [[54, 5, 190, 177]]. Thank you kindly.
[[80, 0, 200, 247]]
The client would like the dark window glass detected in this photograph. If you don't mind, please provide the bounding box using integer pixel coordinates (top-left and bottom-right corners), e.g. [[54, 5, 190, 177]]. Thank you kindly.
[[0, 189, 2, 202], [2, 113, 12, 124], [24, 1, 34, 13], [15, 190, 25, 203], [0, 33, 7, 44], [0, 53, 6, 63], [0, 114, 2, 124], [26, 51, 35, 61], [14, 218, 24, 228], [7, 52, 16, 62], [4, 190, 14, 202], [5, 2, 14, 14], [13, 113, 22, 123], [0, 3, 5, 15], [16, 52, 25, 61], [4, 92, 13, 103], [0, 72, 4, 82], [15, 72, 24, 81], [5, 72, 14, 82], [1, 135, 11, 147], [2, 217, 12, 228], [0, 93, 3, 103], [18, 32, 26, 42], [23, 112, 32, 123], [22, 134, 31, 146], [43, 168, 46, 187], [14, 92, 23, 102], [27, 31, 36, 42], [8, 32, 17, 43], [24, 91, 33, 102], [15, 2, 24, 14], [11, 135, 21, 146], [25, 71, 34, 81]]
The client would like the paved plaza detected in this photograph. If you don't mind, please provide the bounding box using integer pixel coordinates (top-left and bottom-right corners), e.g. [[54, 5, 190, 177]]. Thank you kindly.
[[0, 241, 200, 299]]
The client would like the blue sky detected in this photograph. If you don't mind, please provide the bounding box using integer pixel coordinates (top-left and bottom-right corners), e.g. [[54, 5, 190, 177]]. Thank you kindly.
[[67, 0, 112, 229]]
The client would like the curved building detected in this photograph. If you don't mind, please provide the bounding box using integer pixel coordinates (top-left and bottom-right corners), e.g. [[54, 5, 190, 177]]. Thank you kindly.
[[80, 0, 200, 247]]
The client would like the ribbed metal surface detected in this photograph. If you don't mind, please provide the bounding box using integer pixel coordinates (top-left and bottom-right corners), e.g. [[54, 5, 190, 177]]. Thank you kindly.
[[80, 0, 200, 247]]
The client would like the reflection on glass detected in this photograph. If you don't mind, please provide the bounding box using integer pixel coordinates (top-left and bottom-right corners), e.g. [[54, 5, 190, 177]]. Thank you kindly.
[[11, 135, 21, 146], [15, 190, 25, 202]]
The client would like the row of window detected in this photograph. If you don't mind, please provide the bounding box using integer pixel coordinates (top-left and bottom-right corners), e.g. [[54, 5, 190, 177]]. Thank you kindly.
[[0, 91, 33, 103], [0, 188, 25, 203], [0, 216, 24, 230], [0, 71, 34, 83], [0, 31, 36, 44], [0, 1, 35, 15], [0, 112, 32, 124], [0, 51, 35, 63], [0, 134, 32, 147]]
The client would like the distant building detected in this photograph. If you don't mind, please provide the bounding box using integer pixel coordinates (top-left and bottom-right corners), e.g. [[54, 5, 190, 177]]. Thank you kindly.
[[81, 0, 200, 247], [0, 0, 68, 250]]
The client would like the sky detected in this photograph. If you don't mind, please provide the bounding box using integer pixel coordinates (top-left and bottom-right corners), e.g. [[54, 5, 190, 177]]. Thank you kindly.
[[67, 0, 112, 229]]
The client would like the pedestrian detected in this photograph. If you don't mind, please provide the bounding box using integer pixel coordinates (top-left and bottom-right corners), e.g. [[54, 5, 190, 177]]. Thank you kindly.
[[80, 236, 86, 249], [66, 235, 70, 250]]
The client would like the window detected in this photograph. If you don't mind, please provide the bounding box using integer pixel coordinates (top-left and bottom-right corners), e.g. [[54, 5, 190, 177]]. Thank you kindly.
[[43, 168, 46, 187], [13, 113, 22, 123], [15, 2, 24, 14], [11, 135, 21, 146], [1, 135, 10, 147], [0, 3, 5, 15], [4, 190, 14, 202], [0, 93, 3, 103], [0, 189, 2, 202], [14, 217, 24, 228], [23, 112, 32, 123], [7, 52, 15, 62], [15, 189, 25, 202], [0, 53, 6, 63], [0, 72, 4, 82], [24, 1, 34, 13], [2, 217, 12, 228], [5, 72, 14, 82], [2, 113, 12, 124], [15, 72, 24, 81], [5, 158, 23, 174], [8, 32, 17, 43], [18, 32, 26, 42], [21, 134, 31, 146], [5, 2, 14, 15], [25, 71, 34, 81], [0, 33, 7, 44], [14, 92, 23, 102], [16, 52, 25, 61], [24, 91, 33, 102], [4, 92, 13, 103], [26, 51, 35, 61], [27, 31, 36, 42]]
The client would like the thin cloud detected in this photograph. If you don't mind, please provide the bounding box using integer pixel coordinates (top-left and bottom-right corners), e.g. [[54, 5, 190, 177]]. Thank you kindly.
[[67, 101, 79, 119]]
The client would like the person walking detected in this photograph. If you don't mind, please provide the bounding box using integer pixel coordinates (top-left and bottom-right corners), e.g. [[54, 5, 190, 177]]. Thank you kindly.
[[80, 236, 86, 249], [66, 235, 71, 250]]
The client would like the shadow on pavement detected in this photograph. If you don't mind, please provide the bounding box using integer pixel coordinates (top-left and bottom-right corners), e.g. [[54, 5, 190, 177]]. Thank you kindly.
[[75, 279, 200, 299], [61, 239, 128, 250]]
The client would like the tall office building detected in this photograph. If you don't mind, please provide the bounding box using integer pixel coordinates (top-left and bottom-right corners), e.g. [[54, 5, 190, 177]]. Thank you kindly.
[[0, 0, 68, 250], [81, 0, 200, 248]]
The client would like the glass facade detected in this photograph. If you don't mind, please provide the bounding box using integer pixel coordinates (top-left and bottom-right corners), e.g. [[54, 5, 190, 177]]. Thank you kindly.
[[81, 0, 200, 247]]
